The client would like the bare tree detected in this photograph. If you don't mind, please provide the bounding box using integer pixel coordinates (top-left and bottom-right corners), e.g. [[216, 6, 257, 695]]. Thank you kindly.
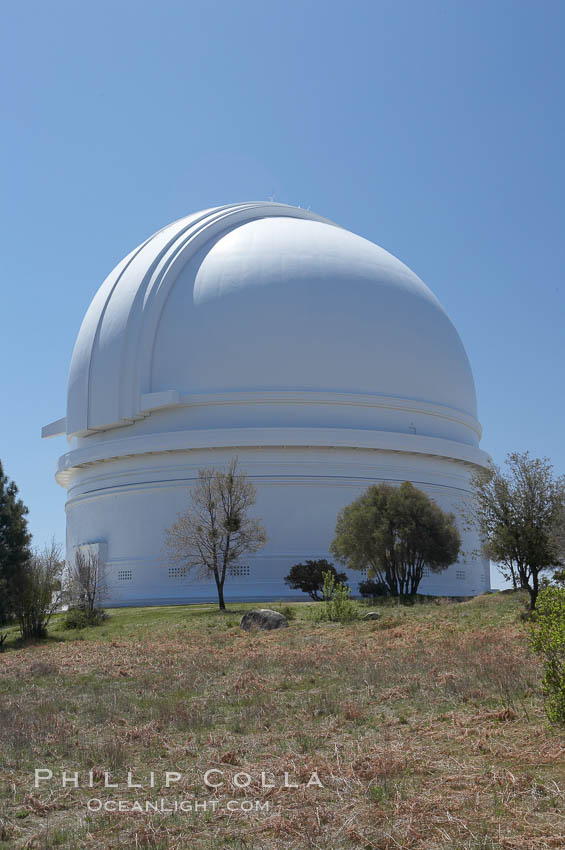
[[66, 548, 108, 614], [471, 452, 565, 610], [14, 541, 63, 639], [165, 457, 267, 610]]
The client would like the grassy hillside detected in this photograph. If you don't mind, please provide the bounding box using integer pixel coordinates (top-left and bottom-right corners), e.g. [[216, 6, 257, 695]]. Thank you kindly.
[[0, 592, 563, 849]]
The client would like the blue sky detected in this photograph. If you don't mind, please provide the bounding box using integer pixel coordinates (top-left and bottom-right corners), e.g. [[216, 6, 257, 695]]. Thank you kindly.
[[1, 0, 563, 589]]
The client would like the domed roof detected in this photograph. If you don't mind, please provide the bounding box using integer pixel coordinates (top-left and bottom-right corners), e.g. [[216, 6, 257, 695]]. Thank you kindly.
[[66, 202, 480, 446]]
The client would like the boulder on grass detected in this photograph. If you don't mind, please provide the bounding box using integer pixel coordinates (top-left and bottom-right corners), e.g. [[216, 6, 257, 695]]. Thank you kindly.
[[362, 611, 382, 620], [240, 609, 288, 631]]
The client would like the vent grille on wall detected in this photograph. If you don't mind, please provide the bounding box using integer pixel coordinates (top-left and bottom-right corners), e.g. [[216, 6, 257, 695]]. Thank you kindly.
[[117, 570, 132, 581], [456, 570, 466, 580]]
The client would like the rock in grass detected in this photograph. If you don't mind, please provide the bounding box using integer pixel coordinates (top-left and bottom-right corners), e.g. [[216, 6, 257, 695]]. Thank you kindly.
[[362, 611, 382, 620], [240, 609, 288, 631]]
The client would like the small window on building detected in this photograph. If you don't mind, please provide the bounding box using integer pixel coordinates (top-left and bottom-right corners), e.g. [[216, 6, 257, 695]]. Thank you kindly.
[[117, 570, 132, 581], [229, 564, 251, 577], [169, 567, 188, 579], [456, 570, 465, 580]]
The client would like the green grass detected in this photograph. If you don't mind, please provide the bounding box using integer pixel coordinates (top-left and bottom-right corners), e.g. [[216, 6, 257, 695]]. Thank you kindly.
[[0, 591, 525, 651], [0, 591, 563, 849]]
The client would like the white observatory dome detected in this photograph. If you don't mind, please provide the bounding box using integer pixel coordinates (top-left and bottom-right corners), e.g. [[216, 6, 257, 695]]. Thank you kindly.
[[66, 202, 478, 437], [44, 203, 490, 604]]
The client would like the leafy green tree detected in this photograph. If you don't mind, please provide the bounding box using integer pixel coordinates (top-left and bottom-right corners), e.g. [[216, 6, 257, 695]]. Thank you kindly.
[[284, 559, 348, 600], [530, 586, 565, 724], [331, 481, 460, 597], [471, 452, 565, 610], [0, 460, 32, 624]]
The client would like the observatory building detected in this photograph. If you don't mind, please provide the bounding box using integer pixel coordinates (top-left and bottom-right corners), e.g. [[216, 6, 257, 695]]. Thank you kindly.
[[43, 202, 490, 604]]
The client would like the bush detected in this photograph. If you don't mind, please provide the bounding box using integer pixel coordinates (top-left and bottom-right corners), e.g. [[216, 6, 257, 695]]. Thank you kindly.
[[63, 607, 107, 630], [284, 559, 348, 600], [14, 543, 63, 640], [310, 571, 357, 623], [358, 578, 389, 599], [529, 586, 565, 724]]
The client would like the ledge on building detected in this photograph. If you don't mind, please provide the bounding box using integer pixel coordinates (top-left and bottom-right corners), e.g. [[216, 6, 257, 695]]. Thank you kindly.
[[41, 417, 66, 439]]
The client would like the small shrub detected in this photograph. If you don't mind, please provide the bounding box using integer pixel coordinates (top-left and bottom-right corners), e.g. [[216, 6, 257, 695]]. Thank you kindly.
[[63, 607, 107, 630], [529, 586, 565, 724], [14, 542, 63, 639], [311, 571, 357, 623], [284, 559, 348, 600], [359, 578, 389, 599]]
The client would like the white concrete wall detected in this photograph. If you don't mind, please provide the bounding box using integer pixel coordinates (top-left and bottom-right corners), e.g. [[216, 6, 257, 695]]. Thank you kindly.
[[65, 446, 490, 606]]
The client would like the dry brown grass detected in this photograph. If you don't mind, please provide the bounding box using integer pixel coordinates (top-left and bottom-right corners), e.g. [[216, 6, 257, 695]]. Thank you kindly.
[[0, 592, 563, 848]]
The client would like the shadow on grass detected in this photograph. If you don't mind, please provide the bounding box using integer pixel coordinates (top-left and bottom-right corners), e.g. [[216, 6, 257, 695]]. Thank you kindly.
[[0, 631, 67, 653]]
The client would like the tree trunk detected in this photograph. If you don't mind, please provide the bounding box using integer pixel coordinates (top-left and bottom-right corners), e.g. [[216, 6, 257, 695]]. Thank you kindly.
[[528, 571, 539, 611], [216, 578, 226, 610]]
